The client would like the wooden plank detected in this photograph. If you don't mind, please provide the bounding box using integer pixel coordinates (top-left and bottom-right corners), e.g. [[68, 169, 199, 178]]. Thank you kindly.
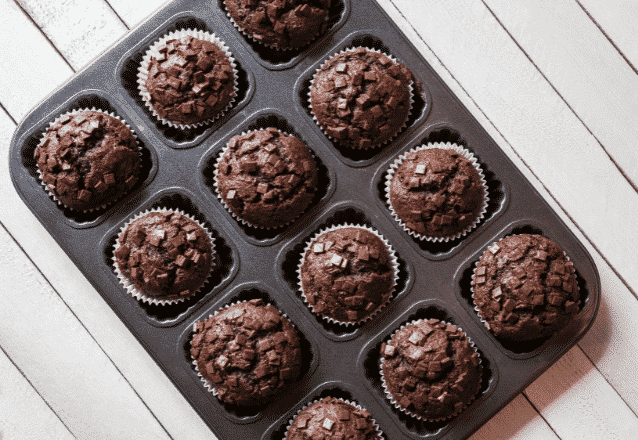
[[526, 346, 638, 439], [16, 0, 127, 70], [0, 0, 73, 121], [106, 0, 167, 29], [0, 108, 217, 439], [0, 226, 171, 439], [578, 248, 638, 412], [387, 0, 638, 305], [578, 0, 638, 73], [483, 0, 638, 195], [0, 349, 74, 440], [470, 394, 558, 440]]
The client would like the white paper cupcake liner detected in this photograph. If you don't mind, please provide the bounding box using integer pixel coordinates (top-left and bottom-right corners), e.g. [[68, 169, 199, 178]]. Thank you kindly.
[[213, 128, 317, 229], [189, 300, 296, 398], [137, 28, 238, 129], [36, 107, 142, 213], [297, 223, 400, 326], [283, 397, 384, 440], [308, 47, 414, 150], [385, 142, 489, 242], [224, 2, 326, 51], [470, 235, 580, 335], [379, 319, 482, 422], [113, 207, 215, 305]]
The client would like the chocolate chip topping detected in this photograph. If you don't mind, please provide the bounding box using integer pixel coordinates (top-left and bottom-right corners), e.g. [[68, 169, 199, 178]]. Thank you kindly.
[[34, 110, 140, 211], [190, 300, 302, 406], [115, 211, 213, 300], [300, 227, 394, 323], [225, 0, 330, 49], [286, 397, 377, 440], [216, 128, 318, 228], [310, 48, 413, 149], [389, 148, 485, 238], [145, 35, 235, 125], [381, 319, 482, 421], [472, 234, 580, 342]]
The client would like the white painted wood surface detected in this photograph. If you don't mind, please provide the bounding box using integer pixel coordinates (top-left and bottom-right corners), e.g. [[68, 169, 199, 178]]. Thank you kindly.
[[2, 0, 638, 438]]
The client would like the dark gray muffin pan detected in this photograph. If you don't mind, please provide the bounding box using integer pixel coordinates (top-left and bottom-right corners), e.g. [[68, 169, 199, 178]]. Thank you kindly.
[[9, 0, 600, 438]]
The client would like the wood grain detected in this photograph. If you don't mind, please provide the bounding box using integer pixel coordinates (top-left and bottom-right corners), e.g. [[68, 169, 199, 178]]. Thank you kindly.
[[484, 0, 638, 198], [0, 348, 74, 440], [16, 0, 127, 70], [106, 0, 168, 29], [526, 346, 638, 439], [469, 394, 558, 440], [578, 0, 638, 73], [0, 0, 73, 120]]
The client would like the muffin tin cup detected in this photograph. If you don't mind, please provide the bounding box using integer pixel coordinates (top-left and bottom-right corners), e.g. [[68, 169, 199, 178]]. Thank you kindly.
[[36, 107, 142, 213], [297, 223, 400, 327], [112, 207, 216, 306], [308, 46, 414, 150], [212, 129, 318, 229], [283, 397, 384, 440], [379, 319, 482, 423], [223, 2, 325, 52], [470, 236, 580, 341], [385, 142, 489, 243], [189, 300, 298, 399], [137, 28, 239, 130]]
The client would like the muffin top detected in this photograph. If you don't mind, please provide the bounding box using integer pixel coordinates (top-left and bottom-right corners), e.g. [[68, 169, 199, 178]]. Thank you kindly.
[[190, 299, 302, 406], [310, 47, 413, 149], [216, 128, 318, 228], [225, 0, 330, 49], [381, 319, 482, 421], [389, 147, 485, 239], [286, 397, 378, 440], [145, 35, 235, 125], [472, 234, 579, 342], [114, 210, 213, 300], [300, 227, 395, 323], [35, 110, 140, 211]]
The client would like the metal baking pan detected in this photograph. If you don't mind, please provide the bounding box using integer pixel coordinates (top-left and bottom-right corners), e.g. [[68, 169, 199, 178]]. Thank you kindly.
[[8, 0, 600, 438]]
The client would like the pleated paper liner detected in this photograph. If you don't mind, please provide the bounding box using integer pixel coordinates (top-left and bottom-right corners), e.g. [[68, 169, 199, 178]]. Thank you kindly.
[[308, 47, 414, 150], [283, 397, 384, 440], [470, 235, 580, 343], [137, 28, 238, 129], [36, 108, 142, 213], [189, 300, 298, 400], [297, 223, 399, 326], [379, 319, 482, 422], [385, 142, 489, 242], [113, 207, 215, 305], [213, 128, 318, 229]]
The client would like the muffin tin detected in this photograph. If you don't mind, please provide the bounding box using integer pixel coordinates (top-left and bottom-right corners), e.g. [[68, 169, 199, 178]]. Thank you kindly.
[[8, 0, 600, 438]]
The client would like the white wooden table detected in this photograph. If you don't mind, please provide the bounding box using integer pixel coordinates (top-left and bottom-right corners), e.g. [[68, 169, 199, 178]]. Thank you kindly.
[[2, 0, 638, 438]]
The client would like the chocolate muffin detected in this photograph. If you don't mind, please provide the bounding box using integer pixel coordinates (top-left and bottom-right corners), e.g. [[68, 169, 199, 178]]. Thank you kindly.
[[471, 234, 580, 342], [190, 299, 302, 406], [225, 0, 330, 50], [114, 210, 213, 302], [299, 226, 396, 324], [381, 319, 482, 421], [142, 33, 236, 126], [215, 128, 318, 228], [310, 47, 413, 149], [286, 397, 380, 440], [34, 110, 140, 211], [388, 145, 487, 240]]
